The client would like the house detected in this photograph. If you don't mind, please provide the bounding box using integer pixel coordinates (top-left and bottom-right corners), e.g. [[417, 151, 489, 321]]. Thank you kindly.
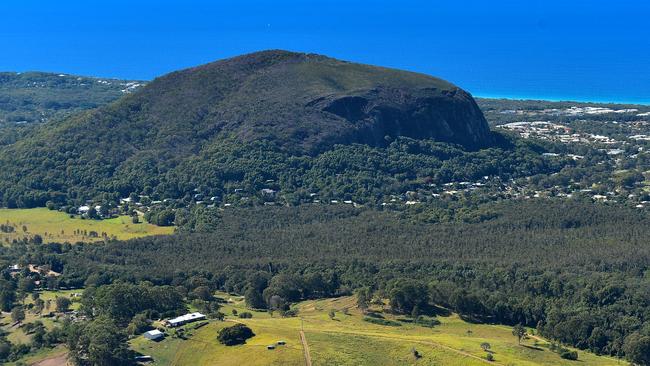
[[143, 329, 164, 341], [77, 206, 90, 214], [267, 345, 276, 350], [164, 312, 206, 327], [8, 264, 20, 272]]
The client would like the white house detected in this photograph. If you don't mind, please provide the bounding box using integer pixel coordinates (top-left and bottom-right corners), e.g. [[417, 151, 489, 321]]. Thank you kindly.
[[164, 312, 206, 327], [143, 329, 164, 341]]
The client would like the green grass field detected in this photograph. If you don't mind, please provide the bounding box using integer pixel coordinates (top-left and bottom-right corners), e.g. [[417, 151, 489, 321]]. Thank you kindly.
[[130, 294, 621, 366], [0, 208, 174, 244]]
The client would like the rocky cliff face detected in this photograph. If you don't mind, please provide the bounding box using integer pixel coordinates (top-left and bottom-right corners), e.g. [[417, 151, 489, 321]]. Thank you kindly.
[[316, 86, 491, 149], [124, 50, 493, 153]]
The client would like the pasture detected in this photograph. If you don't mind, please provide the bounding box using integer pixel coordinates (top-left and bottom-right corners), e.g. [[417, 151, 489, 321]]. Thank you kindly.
[[0, 208, 173, 244], [130, 294, 620, 366]]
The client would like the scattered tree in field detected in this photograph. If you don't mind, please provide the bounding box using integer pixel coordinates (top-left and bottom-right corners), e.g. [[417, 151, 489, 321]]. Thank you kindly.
[[34, 298, 45, 314], [486, 353, 494, 361], [355, 287, 371, 313], [481, 342, 491, 352], [11, 306, 25, 323], [411, 347, 421, 359], [560, 350, 578, 360], [217, 324, 255, 346], [55, 296, 71, 312], [268, 295, 286, 312], [512, 324, 526, 345], [328, 309, 336, 320]]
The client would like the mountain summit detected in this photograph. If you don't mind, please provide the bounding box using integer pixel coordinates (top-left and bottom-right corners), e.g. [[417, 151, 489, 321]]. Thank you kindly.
[[131, 50, 492, 152]]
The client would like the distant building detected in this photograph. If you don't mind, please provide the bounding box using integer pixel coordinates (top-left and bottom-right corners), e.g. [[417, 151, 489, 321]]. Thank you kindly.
[[164, 312, 206, 327], [261, 188, 276, 197], [7, 264, 20, 273], [143, 329, 164, 341]]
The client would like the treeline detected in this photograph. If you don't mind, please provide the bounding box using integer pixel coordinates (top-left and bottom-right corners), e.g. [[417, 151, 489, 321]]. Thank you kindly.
[[1, 200, 649, 362]]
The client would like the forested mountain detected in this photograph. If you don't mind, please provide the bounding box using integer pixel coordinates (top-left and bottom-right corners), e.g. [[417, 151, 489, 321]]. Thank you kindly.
[[0, 50, 499, 208]]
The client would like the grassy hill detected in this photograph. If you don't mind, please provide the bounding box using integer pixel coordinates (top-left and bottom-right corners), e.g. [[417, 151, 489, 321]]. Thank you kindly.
[[130, 294, 620, 366]]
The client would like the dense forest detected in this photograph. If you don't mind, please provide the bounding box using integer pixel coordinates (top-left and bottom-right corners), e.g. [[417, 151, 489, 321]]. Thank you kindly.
[[1, 200, 649, 363]]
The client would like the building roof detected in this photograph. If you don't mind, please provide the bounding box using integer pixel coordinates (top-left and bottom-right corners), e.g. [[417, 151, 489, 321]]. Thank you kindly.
[[145, 329, 163, 336], [167, 312, 206, 325]]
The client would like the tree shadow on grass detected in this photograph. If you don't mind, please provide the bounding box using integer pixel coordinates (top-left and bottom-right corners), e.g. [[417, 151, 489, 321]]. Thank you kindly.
[[522, 345, 544, 351]]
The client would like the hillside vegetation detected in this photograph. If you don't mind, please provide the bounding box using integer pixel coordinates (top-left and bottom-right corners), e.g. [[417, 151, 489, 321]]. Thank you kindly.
[[0, 50, 495, 208]]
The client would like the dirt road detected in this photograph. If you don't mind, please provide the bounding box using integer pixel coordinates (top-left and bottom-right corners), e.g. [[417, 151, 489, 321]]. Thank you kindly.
[[300, 330, 313, 366]]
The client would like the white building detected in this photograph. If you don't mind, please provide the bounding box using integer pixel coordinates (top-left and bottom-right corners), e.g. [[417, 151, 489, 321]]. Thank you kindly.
[[143, 329, 164, 341], [164, 312, 206, 327]]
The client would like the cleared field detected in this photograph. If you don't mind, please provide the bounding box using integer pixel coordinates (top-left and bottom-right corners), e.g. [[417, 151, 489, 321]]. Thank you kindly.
[[0, 208, 173, 244], [131, 295, 621, 366]]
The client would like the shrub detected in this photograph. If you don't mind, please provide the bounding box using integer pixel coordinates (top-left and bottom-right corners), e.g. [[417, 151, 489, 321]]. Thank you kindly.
[[281, 308, 299, 317], [416, 317, 441, 328], [238, 312, 253, 319], [560, 350, 578, 360], [363, 317, 402, 326], [217, 324, 255, 346]]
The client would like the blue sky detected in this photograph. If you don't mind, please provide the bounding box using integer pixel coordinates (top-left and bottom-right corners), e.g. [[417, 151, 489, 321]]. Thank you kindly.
[[0, 0, 648, 103]]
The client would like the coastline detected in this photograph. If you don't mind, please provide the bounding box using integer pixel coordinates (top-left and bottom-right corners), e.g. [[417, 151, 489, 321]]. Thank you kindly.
[[474, 93, 650, 106]]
